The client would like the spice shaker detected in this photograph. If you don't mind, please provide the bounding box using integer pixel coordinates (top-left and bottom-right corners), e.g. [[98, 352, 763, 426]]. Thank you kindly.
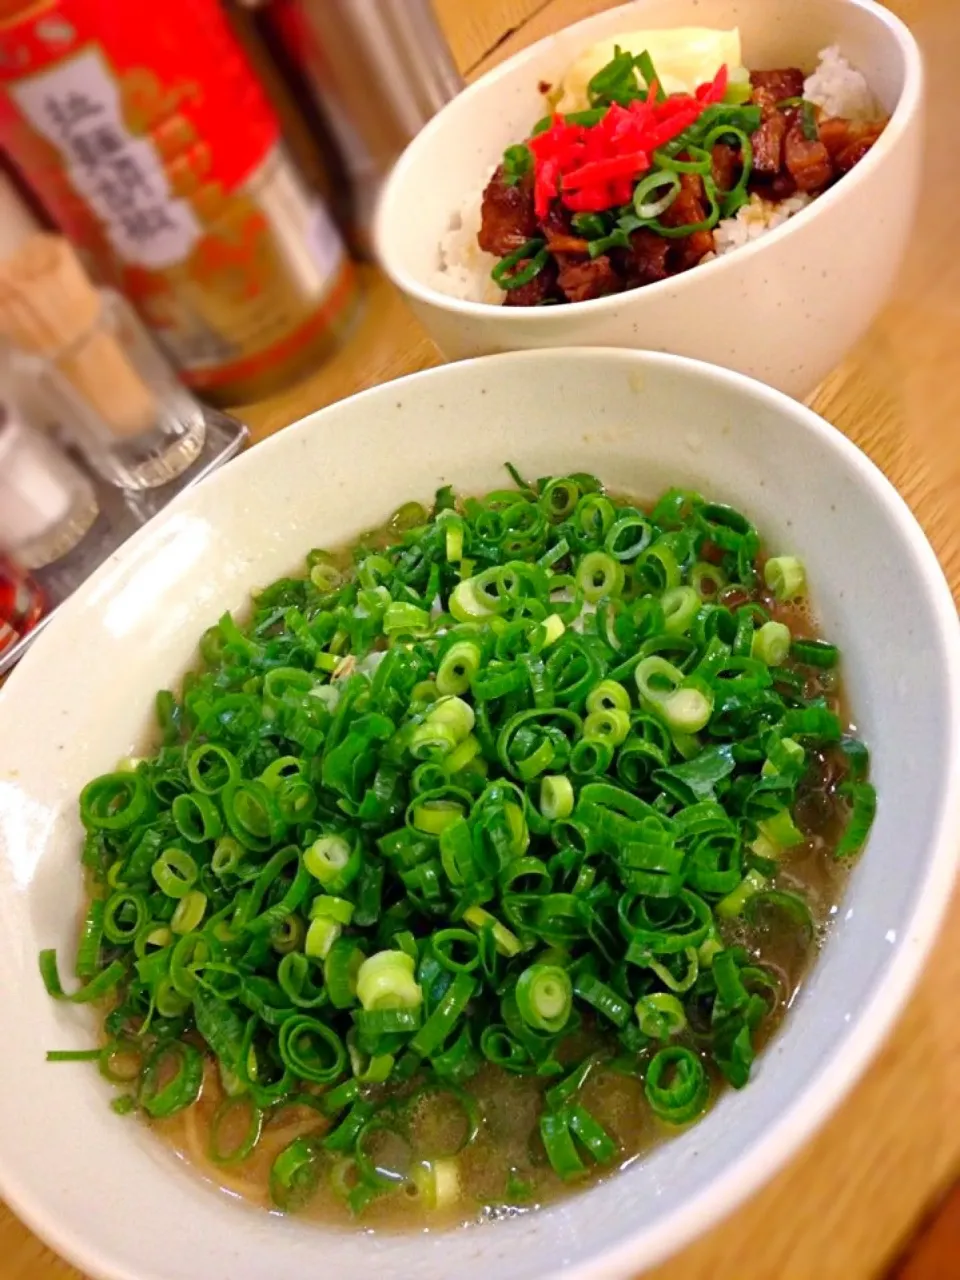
[[0, 405, 98, 569], [0, 0, 360, 405], [264, 0, 463, 246], [0, 234, 206, 490]]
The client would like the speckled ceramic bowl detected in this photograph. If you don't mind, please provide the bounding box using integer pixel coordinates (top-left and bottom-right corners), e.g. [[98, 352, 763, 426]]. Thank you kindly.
[[375, 0, 923, 399], [0, 350, 957, 1280]]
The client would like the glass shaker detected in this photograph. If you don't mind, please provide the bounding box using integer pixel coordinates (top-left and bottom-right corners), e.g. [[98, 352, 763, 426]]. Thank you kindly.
[[0, 235, 206, 491], [0, 405, 98, 569]]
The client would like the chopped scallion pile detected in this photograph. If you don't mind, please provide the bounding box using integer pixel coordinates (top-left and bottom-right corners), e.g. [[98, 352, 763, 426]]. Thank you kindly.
[[41, 466, 875, 1219]]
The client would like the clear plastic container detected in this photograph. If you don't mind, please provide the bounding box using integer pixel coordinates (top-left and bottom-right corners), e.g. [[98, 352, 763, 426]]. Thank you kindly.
[[15, 289, 207, 491], [0, 408, 98, 568]]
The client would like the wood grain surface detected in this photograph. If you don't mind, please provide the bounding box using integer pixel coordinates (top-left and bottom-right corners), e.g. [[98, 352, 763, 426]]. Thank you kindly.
[[3, 1, 959, 1277]]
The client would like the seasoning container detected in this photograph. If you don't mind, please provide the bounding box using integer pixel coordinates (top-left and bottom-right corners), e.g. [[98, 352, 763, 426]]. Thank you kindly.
[[0, 558, 44, 658], [0, 407, 98, 569], [264, 0, 463, 247], [0, 234, 206, 490], [0, 0, 359, 406], [223, 3, 357, 254]]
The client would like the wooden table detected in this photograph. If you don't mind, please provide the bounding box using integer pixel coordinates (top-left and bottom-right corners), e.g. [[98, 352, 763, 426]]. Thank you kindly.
[[4, 1, 959, 1276]]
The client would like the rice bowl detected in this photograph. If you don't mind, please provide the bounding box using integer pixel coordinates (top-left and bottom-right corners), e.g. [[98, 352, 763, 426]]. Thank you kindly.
[[375, 0, 924, 398]]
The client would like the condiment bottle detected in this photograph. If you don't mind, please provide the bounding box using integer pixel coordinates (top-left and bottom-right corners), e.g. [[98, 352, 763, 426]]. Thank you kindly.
[[0, 406, 98, 568], [0, 0, 360, 406], [260, 0, 463, 248], [0, 234, 206, 490], [0, 558, 44, 659]]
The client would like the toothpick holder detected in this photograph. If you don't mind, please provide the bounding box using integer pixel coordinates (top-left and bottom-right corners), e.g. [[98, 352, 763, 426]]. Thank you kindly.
[[11, 289, 207, 491]]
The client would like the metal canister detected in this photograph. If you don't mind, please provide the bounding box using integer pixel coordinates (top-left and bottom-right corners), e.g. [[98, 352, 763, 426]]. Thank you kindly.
[[265, 0, 463, 245], [0, 0, 359, 405]]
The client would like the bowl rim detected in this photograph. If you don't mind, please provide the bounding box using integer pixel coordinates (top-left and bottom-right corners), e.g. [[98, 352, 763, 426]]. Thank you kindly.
[[2, 348, 959, 1280], [374, 0, 924, 321]]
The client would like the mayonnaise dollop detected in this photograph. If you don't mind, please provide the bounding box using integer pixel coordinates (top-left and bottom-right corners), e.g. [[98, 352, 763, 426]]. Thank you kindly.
[[554, 27, 742, 111]]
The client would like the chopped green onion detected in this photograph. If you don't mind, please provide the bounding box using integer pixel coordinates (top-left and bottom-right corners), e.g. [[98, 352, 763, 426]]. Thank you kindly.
[[790, 637, 839, 668], [270, 1136, 324, 1212], [723, 66, 752, 104], [836, 781, 877, 859], [800, 100, 819, 141], [356, 950, 423, 1012], [138, 1042, 203, 1119], [567, 1103, 619, 1164], [491, 238, 549, 291], [170, 889, 207, 935], [310, 895, 355, 925], [645, 1047, 709, 1124], [209, 1096, 263, 1164], [540, 774, 574, 820], [764, 555, 807, 602], [437, 641, 482, 696], [586, 679, 631, 714], [583, 707, 630, 745], [305, 915, 341, 960], [716, 869, 769, 920], [576, 551, 624, 603], [751, 620, 792, 666], [690, 561, 728, 597], [540, 1109, 586, 1180], [516, 963, 573, 1033], [662, 586, 700, 635], [278, 1016, 346, 1084], [463, 906, 521, 957], [410, 1157, 461, 1209], [41, 467, 868, 1219], [501, 143, 532, 186], [633, 169, 681, 219], [304, 834, 361, 893], [324, 938, 365, 1008], [635, 49, 664, 100], [151, 848, 198, 899], [429, 696, 475, 744], [570, 212, 609, 239], [635, 993, 687, 1040]]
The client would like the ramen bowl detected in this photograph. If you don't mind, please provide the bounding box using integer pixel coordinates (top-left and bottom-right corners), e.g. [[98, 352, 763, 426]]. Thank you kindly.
[[0, 349, 957, 1280], [375, 0, 924, 399]]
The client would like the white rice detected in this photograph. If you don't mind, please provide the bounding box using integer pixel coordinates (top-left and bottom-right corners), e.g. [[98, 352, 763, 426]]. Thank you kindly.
[[433, 46, 877, 303], [706, 191, 812, 259], [802, 44, 879, 122], [435, 196, 504, 304]]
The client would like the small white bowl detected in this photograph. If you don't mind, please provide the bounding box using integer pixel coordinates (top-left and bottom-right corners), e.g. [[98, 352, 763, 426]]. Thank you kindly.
[[375, 0, 923, 399], [1, 349, 958, 1280]]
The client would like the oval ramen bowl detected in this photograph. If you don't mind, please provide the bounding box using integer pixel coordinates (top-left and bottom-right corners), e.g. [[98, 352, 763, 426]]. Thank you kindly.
[[375, 0, 923, 400], [0, 349, 958, 1280]]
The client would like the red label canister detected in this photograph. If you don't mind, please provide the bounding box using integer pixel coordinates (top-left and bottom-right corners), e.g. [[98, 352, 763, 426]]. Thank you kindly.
[[0, 0, 358, 403]]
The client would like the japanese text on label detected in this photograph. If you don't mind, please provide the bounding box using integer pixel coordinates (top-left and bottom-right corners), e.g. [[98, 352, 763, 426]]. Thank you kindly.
[[11, 49, 200, 269]]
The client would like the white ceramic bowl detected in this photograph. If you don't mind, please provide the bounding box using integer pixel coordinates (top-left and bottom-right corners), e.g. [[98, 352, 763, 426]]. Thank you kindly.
[[375, 0, 923, 400], [1, 349, 958, 1280]]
